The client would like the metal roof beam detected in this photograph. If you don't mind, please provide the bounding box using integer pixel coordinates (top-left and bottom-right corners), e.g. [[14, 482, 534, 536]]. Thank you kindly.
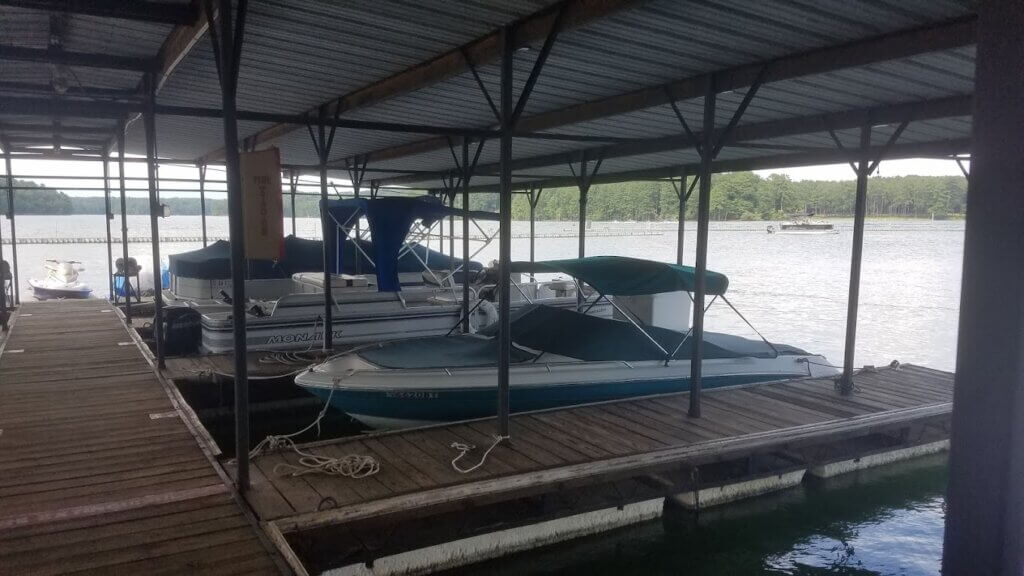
[[346, 15, 976, 168], [0, 45, 160, 71], [198, 0, 647, 163], [2, 95, 589, 138], [100, 1, 212, 155], [0, 0, 198, 24], [462, 138, 971, 193], [6, 135, 107, 146], [376, 95, 972, 186], [0, 121, 114, 134], [0, 80, 139, 100]]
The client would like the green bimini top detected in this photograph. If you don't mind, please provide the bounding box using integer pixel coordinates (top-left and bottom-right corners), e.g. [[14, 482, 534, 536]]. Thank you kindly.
[[359, 305, 805, 369], [508, 256, 729, 296]]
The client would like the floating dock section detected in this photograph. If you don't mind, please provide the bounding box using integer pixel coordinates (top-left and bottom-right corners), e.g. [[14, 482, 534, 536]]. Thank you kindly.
[[0, 301, 283, 575], [242, 363, 953, 575], [0, 300, 956, 576]]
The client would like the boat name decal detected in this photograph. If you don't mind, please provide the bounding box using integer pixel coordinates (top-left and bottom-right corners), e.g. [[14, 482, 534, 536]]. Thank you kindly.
[[266, 330, 344, 344], [385, 391, 440, 400]]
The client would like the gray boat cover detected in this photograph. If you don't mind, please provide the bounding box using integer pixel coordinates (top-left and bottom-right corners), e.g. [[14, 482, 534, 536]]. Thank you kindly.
[[359, 305, 807, 369], [359, 335, 535, 369]]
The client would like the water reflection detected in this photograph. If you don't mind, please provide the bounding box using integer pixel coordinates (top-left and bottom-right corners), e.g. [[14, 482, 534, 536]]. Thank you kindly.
[[447, 455, 947, 576]]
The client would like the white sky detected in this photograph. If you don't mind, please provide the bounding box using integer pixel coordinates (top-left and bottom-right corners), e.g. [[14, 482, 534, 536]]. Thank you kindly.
[[6, 156, 969, 199]]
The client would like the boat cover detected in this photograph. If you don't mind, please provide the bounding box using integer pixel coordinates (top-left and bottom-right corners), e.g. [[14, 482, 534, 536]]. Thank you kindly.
[[359, 335, 535, 369], [325, 196, 496, 292], [495, 305, 803, 362], [359, 305, 805, 368], [168, 235, 479, 280], [509, 256, 729, 296], [168, 239, 285, 279]]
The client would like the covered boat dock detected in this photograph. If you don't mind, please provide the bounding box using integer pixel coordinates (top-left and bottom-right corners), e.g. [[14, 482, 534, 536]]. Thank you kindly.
[[0, 0, 1021, 574]]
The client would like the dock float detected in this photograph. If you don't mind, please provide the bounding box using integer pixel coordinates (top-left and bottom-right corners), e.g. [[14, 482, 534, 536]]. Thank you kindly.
[[0, 300, 284, 575], [241, 363, 953, 575]]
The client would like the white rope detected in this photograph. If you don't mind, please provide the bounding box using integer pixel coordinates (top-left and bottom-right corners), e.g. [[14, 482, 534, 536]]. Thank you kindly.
[[248, 385, 381, 479], [449, 434, 507, 474], [268, 437, 380, 478]]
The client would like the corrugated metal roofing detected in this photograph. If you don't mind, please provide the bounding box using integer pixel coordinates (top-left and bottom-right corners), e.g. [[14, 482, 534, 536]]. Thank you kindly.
[[1, 0, 975, 187]]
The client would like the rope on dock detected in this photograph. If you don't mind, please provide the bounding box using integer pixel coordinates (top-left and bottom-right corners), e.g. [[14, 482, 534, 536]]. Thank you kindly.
[[248, 385, 380, 479], [449, 435, 507, 474]]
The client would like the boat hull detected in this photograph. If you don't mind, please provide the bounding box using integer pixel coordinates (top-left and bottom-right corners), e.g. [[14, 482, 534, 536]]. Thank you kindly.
[[201, 297, 611, 353], [296, 354, 835, 429], [201, 305, 465, 352], [28, 282, 92, 300]]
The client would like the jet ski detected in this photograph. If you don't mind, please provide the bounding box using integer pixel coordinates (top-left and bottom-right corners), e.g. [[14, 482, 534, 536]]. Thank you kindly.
[[29, 260, 92, 300]]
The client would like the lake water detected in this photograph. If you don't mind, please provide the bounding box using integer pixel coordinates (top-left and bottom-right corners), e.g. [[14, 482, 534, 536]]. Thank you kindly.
[[0, 214, 963, 574], [1, 215, 963, 373]]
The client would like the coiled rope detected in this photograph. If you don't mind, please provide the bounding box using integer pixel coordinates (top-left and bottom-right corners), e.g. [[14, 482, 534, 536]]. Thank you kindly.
[[449, 434, 507, 474], [248, 385, 380, 479]]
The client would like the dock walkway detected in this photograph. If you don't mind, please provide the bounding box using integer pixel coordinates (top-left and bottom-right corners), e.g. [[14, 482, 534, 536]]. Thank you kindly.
[[0, 300, 283, 575], [245, 363, 953, 573]]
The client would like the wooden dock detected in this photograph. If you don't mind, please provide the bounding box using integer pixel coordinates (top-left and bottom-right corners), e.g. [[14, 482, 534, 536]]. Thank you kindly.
[[241, 363, 953, 574], [0, 300, 285, 575]]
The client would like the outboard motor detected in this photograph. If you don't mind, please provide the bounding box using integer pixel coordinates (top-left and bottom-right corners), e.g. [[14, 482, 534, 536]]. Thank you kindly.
[[161, 306, 202, 355]]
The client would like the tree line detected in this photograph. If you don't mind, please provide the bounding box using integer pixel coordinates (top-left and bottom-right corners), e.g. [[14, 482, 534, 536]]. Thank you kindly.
[[492, 172, 966, 221], [3, 172, 967, 220]]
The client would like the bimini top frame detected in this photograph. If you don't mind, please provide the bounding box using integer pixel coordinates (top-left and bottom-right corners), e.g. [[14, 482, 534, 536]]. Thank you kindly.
[[323, 196, 497, 292]]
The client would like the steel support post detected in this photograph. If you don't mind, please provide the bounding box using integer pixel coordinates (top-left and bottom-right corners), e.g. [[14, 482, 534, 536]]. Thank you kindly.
[[350, 163, 363, 275], [207, 0, 250, 491], [529, 188, 539, 281], [461, 139, 471, 333], [448, 191, 455, 274], [317, 108, 334, 351], [198, 163, 208, 246], [103, 155, 114, 299], [0, 205, 5, 326], [689, 82, 716, 418], [290, 170, 297, 236], [4, 151, 19, 305], [838, 123, 872, 394], [676, 173, 687, 265], [142, 73, 165, 370], [0, 155, 5, 320], [943, 2, 1024, 572], [577, 158, 589, 260], [117, 127, 132, 323], [496, 26, 513, 437]]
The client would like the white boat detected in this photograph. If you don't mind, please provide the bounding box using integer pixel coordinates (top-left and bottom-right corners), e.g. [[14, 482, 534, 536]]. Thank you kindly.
[[28, 260, 92, 300], [768, 213, 838, 234], [198, 279, 610, 353], [194, 196, 611, 353], [295, 256, 839, 429]]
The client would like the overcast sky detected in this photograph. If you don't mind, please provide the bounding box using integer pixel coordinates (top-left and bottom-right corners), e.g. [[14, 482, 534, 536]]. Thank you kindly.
[[6, 156, 969, 199]]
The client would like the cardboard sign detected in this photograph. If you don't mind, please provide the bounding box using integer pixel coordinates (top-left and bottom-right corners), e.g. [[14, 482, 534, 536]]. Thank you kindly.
[[240, 148, 284, 260]]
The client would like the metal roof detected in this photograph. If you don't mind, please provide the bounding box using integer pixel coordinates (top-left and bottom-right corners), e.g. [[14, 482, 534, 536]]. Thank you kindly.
[[0, 0, 975, 186]]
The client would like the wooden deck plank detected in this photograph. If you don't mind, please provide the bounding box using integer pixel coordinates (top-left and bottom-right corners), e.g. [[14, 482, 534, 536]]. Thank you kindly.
[[604, 401, 726, 442], [630, 397, 751, 439], [234, 361, 955, 574], [0, 302, 279, 576], [482, 421, 579, 467], [360, 437, 435, 490], [516, 415, 618, 459], [703, 393, 814, 428], [376, 435, 461, 486]]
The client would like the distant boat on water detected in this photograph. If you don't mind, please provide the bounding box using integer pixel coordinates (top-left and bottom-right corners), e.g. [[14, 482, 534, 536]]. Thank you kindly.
[[767, 213, 837, 235]]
